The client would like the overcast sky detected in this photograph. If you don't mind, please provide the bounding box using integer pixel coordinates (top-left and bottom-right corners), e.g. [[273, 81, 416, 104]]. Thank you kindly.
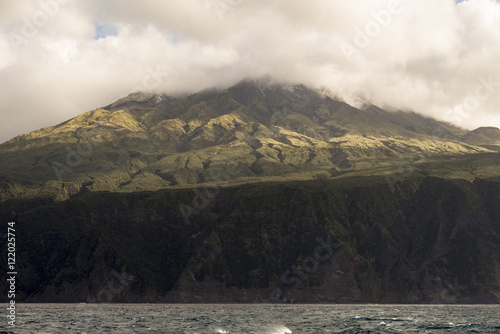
[[1, 0, 500, 143]]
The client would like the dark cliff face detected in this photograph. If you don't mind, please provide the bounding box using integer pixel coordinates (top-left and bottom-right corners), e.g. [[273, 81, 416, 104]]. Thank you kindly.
[[1, 174, 499, 304], [0, 79, 499, 304]]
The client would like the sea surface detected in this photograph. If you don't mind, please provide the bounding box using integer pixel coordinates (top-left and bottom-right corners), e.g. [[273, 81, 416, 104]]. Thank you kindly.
[[3, 304, 500, 333]]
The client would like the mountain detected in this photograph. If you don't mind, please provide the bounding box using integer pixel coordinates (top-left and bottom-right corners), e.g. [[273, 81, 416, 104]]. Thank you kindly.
[[0, 79, 496, 201], [463, 127, 500, 152], [1, 78, 499, 303]]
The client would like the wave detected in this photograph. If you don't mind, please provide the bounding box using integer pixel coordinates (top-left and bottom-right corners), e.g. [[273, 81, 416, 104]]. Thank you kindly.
[[269, 326, 292, 334]]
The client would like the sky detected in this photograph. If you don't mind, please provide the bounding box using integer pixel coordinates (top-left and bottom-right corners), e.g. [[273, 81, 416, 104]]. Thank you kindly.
[[1, 0, 500, 143]]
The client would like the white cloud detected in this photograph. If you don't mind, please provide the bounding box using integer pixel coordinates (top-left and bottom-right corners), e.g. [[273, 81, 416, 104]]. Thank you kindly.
[[1, 0, 500, 143]]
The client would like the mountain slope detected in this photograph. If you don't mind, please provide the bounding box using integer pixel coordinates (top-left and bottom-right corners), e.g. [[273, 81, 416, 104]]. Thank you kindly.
[[0, 78, 499, 304], [463, 127, 500, 152], [0, 79, 495, 201]]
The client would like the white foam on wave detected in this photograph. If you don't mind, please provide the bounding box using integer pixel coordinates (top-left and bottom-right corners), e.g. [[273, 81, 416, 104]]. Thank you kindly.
[[215, 329, 229, 334], [269, 326, 292, 334]]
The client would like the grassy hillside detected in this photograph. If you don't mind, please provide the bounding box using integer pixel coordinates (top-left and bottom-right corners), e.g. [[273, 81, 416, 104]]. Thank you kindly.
[[0, 80, 495, 202], [1, 79, 499, 304]]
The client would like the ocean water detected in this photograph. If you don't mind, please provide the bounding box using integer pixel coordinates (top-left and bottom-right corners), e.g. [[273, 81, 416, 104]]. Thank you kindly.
[[4, 304, 500, 333]]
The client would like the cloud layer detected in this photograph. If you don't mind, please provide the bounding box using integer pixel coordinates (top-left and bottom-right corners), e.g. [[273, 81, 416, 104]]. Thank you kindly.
[[1, 0, 500, 142]]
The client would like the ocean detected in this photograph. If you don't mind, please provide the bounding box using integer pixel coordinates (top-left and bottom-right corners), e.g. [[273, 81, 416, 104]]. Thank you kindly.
[[4, 304, 500, 333]]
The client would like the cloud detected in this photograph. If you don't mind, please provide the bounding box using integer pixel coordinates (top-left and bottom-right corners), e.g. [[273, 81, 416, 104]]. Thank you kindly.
[[1, 0, 500, 143]]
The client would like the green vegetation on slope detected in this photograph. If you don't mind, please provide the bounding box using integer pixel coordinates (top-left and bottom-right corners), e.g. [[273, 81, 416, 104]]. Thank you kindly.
[[0, 80, 496, 201], [0, 79, 499, 304]]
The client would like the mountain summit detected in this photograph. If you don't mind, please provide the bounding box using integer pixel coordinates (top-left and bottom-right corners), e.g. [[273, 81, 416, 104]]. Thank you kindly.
[[0, 79, 497, 201]]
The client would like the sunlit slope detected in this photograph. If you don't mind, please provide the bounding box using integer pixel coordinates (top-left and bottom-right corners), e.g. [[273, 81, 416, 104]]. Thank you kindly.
[[0, 79, 497, 201]]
